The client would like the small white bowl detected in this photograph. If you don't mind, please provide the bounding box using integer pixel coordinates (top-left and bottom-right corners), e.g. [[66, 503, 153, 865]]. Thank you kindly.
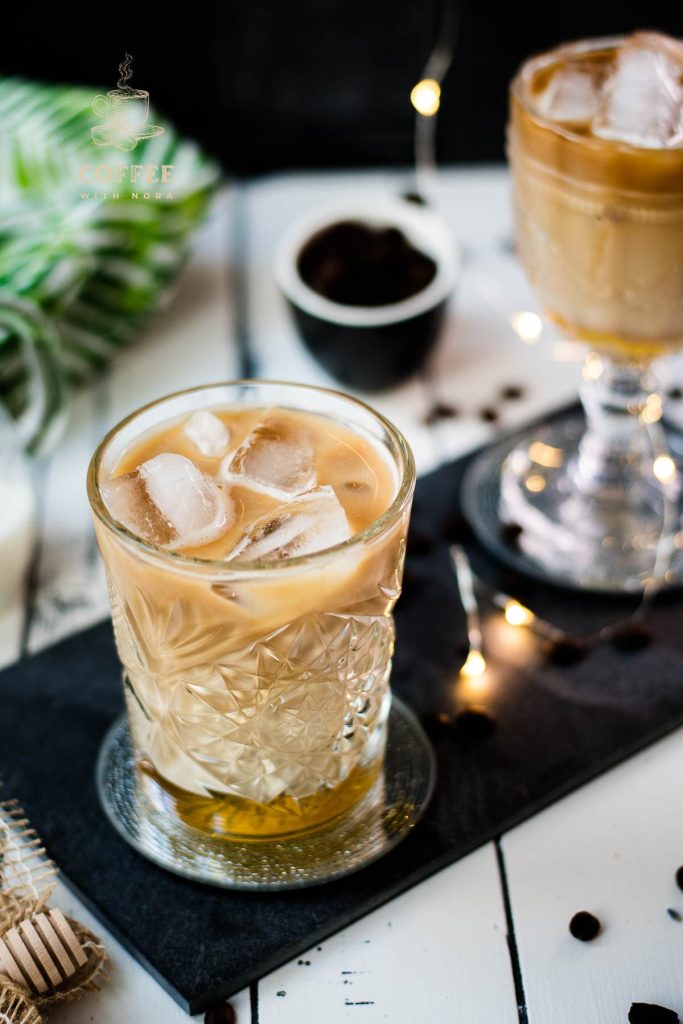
[[274, 196, 460, 389]]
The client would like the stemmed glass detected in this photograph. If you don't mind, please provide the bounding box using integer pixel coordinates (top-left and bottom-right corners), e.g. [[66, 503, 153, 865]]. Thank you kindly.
[[479, 37, 683, 592]]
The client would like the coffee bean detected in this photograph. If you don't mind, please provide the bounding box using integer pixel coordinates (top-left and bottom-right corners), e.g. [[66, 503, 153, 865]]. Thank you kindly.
[[479, 406, 499, 423], [543, 637, 588, 667], [402, 191, 427, 206], [610, 623, 652, 652], [500, 384, 525, 401], [452, 707, 497, 741], [204, 1002, 237, 1024], [569, 911, 601, 941], [675, 865, 683, 892], [667, 908, 682, 922], [298, 220, 436, 306], [424, 402, 460, 425], [628, 1003, 679, 1023], [668, 387, 683, 401], [499, 522, 523, 548]]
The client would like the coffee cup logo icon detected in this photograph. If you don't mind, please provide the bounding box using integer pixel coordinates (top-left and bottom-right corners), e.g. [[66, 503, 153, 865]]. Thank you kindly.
[[91, 54, 164, 151]]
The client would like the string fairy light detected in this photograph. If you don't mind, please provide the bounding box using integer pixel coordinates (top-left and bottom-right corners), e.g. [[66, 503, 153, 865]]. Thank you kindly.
[[503, 599, 535, 627], [450, 545, 487, 679], [410, 1, 457, 201], [410, 79, 441, 117]]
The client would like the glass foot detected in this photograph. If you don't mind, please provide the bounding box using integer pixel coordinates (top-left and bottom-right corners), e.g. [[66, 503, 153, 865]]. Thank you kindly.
[[462, 412, 683, 593], [96, 697, 436, 891]]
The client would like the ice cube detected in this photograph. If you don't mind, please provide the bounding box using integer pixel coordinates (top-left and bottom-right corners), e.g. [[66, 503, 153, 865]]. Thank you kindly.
[[535, 65, 601, 126], [102, 453, 233, 550], [184, 411, 231, 458], [220, 415, 316, 498], [593, 34, 683, 148], [227, 485, 350, 562]]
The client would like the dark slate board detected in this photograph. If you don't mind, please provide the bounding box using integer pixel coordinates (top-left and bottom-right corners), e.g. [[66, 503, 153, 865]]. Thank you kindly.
[[3, 436, 683, 1014]]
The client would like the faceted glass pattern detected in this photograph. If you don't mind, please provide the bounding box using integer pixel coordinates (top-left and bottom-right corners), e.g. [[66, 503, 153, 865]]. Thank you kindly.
[[90, 382, 415, 845]]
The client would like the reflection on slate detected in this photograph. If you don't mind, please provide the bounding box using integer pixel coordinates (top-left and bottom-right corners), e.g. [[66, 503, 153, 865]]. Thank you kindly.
[[3, 445, 683, 1014]]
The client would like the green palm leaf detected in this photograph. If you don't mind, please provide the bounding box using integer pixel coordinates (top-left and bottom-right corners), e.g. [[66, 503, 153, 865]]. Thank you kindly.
[[0, 76, 222, 451]]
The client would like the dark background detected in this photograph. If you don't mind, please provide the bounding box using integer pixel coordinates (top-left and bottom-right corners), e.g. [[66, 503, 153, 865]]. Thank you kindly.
[[6, 1, 683, 175]]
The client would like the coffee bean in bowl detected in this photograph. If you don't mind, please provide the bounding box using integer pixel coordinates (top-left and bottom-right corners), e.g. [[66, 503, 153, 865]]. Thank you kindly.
[[275, 197, 459, 390], [297, 221, 437, 307]]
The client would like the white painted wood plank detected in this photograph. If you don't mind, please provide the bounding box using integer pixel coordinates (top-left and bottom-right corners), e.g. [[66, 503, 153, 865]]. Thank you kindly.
[[259, 843, 517, 1024], [503, 725, 683, 1023], [27, 188, 237, 654], [26, 387, 109, 653], [244, 172, 439, 475], [424, 167, 582, 464], [47, 879, 251, 1024]]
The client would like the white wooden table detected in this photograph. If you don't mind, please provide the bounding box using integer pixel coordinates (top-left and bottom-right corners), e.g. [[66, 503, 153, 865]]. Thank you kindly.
[[3, 167, 683, 1024]]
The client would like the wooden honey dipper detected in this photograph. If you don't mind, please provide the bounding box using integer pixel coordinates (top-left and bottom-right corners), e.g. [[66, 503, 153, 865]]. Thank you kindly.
[[0, 908, 87, 995]]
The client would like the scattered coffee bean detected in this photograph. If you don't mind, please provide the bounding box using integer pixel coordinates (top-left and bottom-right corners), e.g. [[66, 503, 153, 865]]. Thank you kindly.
[[276, 990, 286, 997], [676, 865, 683, 892], [543, 636, 588, 667], [568, 911, 601, 941], [500, 384, 525, 401], [667, 908, 682, 922], [628, 1002, 679, 1024], [402, 191, 427, 206], [424, 401, 460, 425], [204, 1002, 237, 1024], [453, 707, 497, 741], [499, 522, 523, 548], [610, 623, 652, 652], [668, 387, 683, 401], [479, 406, 499, 423]]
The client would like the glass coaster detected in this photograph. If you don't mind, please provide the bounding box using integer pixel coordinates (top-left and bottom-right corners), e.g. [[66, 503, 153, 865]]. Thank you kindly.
[[96, 697, 436, 891], [462, 412, 683, 594]]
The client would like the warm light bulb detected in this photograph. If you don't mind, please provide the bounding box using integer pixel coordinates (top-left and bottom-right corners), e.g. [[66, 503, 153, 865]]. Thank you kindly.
[[642, 394, 663, 424], [510, 311, 543, 344], [504, 599, 535, 627], [582, 353, 603, 382], [460, 649, 486, 678], [525, 473, 546, 493], [528, 441, 564, 469], [653, 453, 676, 485], [411, 78, 441, 116]]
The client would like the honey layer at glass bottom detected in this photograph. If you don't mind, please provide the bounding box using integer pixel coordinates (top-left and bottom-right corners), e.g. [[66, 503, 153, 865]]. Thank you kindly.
[[545, 311, 683, 360], [138, 754, 383, 840]]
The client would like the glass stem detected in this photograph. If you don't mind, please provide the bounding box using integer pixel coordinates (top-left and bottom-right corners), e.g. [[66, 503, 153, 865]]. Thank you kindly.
[[572, 353, 663, 499]]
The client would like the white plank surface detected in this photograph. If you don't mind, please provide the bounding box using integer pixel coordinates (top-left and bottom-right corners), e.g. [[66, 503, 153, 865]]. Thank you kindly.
[[5, 166, 678, 1024], [258, 845, 518, 1024], [503, 724, 683, 1023]]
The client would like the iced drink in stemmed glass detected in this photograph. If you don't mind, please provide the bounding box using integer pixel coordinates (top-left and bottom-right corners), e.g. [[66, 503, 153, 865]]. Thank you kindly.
[[502, 32, 683, 590]]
